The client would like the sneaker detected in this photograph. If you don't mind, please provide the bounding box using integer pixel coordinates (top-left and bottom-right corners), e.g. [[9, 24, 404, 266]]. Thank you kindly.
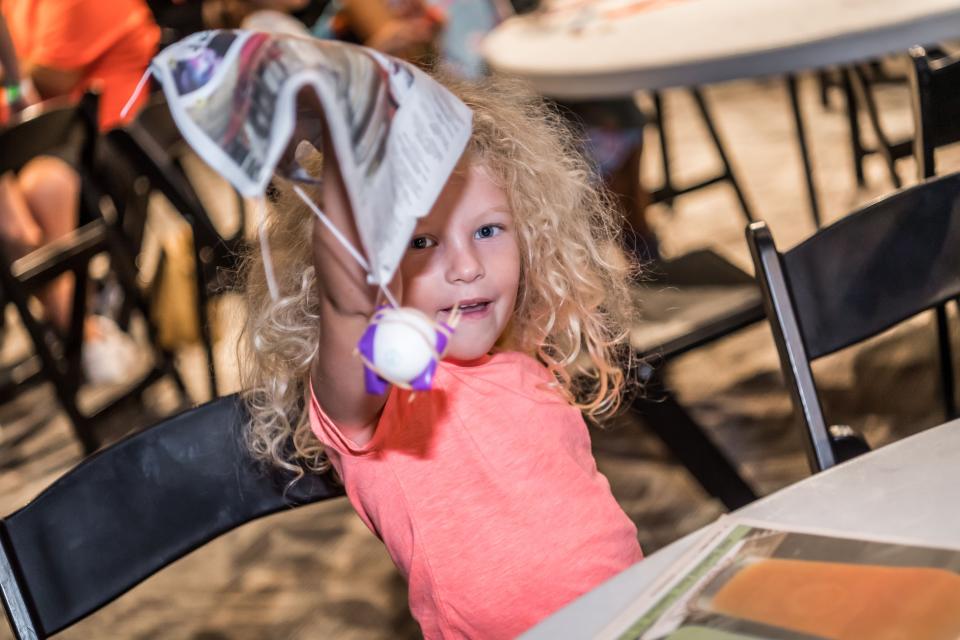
[[82, 316, 141, 386]]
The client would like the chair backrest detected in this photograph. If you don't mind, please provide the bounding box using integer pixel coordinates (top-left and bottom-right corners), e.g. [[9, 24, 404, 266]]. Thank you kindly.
[[0, 94, 105, 395], [104, 96, 243, 256], [746, 172, 960, 472], [910, 46, 960, 179], [0, 394, 344, 639], [0, 95, 96, 176], [0, 92, 191, 453]]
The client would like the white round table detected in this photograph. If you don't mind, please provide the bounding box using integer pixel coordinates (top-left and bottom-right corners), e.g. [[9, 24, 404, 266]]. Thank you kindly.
[[482, 0, 960, 224], [483, 0, 960, 99]]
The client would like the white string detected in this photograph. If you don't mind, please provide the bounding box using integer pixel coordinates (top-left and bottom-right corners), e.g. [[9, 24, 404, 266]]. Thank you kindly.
[[258, 198, 280, 300], [292, 185, 402, 309], [293, 184, 372, 273], [120, 69, 152, 121], [379, 283, 400, 309]]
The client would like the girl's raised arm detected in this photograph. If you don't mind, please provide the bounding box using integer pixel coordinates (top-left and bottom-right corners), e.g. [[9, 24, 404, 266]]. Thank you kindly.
[[309, 128, 392, 444]]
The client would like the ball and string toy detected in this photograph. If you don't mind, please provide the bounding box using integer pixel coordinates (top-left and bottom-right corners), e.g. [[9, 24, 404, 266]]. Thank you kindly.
[[290, 185, 461, 394]]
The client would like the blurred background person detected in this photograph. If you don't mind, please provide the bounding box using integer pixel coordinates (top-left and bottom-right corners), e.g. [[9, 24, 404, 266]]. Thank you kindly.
[[0, 0, 161, 383], [0, 13, 26, 118]]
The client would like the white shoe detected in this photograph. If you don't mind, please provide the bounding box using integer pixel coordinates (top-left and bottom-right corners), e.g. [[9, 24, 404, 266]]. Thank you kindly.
[[82, 316, 141, 385]]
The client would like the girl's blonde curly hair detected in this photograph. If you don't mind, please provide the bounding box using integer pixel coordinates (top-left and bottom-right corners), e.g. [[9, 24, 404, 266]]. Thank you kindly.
[[240, 72, 638, 479]]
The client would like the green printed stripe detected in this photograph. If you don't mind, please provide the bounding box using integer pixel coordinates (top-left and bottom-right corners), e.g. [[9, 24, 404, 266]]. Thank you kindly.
[[615, 525, 753, 640]]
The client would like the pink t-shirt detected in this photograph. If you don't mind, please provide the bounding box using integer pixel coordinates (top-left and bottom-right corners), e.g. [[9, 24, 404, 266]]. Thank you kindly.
[[309, 351, 643, 638]]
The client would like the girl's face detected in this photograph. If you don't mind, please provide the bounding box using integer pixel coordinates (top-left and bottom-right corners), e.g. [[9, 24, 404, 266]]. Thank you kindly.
[[400, 162, 520, 362]]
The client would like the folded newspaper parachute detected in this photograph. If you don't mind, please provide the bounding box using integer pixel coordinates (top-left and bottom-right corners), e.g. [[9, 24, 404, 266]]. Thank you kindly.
[[146, 30, 473, 392], [147, 29, 472, 287]]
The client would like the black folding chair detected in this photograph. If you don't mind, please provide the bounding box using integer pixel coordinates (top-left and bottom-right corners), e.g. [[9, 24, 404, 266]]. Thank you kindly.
[[906, 45, 960, 422], [105, 95, 249, 400], [910, 45, 960, 180], [0, 94, 187, 453], [746, 172, 960, 472], [0, 393, 344, 640], [841, 46, 953, 190]]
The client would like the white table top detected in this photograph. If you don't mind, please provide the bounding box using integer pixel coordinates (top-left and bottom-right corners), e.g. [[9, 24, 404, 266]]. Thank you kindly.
[[482, 0, 960, 98], [522, 418, 960, 638]]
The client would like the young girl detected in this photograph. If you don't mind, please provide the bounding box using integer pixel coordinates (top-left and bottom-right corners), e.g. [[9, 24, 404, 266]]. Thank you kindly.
[[241, 72, 643, 638]]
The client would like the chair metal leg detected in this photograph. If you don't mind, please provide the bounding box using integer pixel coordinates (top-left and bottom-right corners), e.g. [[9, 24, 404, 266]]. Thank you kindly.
[[0, 249, 100, 453], [817, 69, 833, 108], [651, 91, 675, 209], [101, 213, 190, 401], [848, 66, 905, 189], [689, 87, 755, 223], [935, 304, 956, 420], [786, 74, 822, 228], [841, 69, 869, 188], [633, 366, 757, 510], [193, 243, 218, 401]]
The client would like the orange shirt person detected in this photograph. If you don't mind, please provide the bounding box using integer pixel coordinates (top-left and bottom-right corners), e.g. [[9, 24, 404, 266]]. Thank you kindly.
[[0, 0, 156, 384], [2, 0, 160, 129]]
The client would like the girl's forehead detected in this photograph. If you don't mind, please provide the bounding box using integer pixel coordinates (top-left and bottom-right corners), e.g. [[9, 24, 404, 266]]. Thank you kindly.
[[420, 162, 511, 226]]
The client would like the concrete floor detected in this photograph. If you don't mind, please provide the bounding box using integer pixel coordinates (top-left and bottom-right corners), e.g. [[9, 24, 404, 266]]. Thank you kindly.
[[1, 65, 957, 639]]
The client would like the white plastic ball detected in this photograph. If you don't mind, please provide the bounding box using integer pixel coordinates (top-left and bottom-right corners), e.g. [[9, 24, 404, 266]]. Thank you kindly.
[[371, 307, 438, 383]]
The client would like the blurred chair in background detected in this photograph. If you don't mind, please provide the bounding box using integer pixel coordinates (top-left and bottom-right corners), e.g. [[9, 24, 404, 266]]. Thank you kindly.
[[0, 95, 187, 454], [105, 96, 250, 399]]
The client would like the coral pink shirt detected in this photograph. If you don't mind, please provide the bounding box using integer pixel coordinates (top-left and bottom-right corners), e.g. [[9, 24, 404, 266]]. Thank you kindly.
[[309, 351, 643, 638]]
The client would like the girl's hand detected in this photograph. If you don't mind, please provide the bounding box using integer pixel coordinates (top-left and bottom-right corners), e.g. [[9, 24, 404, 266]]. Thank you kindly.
[[366, 17, 438, 57]]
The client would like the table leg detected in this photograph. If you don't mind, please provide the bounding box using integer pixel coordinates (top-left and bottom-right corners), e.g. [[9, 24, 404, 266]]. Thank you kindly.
[[690, 88, 755, 224], [650, 90, 755, 224], [651, 91, 676, 209], [786, 74, 822, 228]]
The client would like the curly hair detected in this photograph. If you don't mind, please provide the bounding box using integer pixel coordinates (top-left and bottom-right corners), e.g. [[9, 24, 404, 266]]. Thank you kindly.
[[240, 72, 638, 479]]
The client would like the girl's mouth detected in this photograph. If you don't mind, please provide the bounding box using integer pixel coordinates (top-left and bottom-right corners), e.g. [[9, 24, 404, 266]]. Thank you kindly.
[[441, 300, 492, 318]]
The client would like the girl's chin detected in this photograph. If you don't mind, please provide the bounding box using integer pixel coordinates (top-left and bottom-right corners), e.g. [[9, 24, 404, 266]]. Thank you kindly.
[[443, 340, 496, 364]]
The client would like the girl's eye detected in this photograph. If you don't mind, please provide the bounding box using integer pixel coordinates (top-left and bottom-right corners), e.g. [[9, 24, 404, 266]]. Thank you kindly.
[[475, 224, 503, 240], [410, 236, 436, 250]]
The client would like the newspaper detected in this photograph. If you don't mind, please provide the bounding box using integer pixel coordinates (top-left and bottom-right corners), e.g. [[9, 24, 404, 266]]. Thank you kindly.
[[599, 516, 960, 640], [148, 29, 473, 286]]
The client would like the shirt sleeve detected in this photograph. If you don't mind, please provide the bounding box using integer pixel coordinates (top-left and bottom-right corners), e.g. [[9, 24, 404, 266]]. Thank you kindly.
[[308, 381, 391, 457], [29, 0, 137, 69]]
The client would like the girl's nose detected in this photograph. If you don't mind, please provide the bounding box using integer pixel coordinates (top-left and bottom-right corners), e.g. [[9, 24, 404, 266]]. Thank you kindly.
[[446, 246, 485, 283]]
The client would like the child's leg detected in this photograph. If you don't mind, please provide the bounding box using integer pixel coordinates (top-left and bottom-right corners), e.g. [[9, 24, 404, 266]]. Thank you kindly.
[[0, 170, 45, 255], [13, 156, 81, 332]]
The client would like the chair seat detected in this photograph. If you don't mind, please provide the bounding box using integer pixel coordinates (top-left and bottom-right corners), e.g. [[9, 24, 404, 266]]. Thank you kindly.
[[630, 250, 765, 359], [631, 284, 763, 357], [10, 221, 106, 287]]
